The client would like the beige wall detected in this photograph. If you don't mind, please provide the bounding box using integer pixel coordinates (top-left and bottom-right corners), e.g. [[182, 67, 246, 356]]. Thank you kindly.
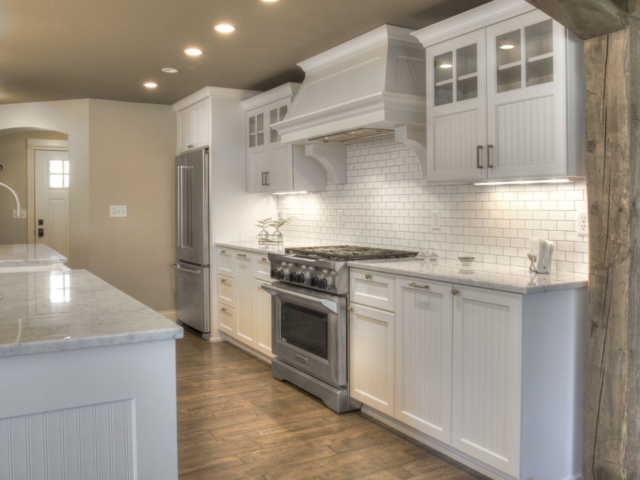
[[88, 99, 176, 311], [0, 130, 68, 244]]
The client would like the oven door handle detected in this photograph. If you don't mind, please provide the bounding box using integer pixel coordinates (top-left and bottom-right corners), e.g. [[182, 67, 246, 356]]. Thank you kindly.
[[261, 284, 339, 314]]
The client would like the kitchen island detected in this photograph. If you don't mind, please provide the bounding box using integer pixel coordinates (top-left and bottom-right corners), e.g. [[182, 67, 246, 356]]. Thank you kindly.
[[0, 243, 68, 272], [0, 268, 183, 480]]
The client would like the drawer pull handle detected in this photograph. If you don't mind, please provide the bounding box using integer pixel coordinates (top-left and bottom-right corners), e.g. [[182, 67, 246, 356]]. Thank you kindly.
[[221, 307, 228, 313], [451, 288, 459, 295], [237, 253, 247, 258], [364, 274, 372, 280], [262, 257, 267, 262], [221, 249, 226, 254], [487, 144, 494, 169], [221, 278, 227, 284], [188, 144, 194, 149], [409, 282, 429, 290], [476, 145, 483, 169]]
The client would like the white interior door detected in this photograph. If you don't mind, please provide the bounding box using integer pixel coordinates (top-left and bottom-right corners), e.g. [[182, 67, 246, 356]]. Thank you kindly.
[[35, 150, 69, 257]]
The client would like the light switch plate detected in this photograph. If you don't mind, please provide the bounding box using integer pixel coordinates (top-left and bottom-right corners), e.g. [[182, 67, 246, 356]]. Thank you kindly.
[[12, 209, 27, 219], [576, 211, 588, 236], [110, 205, 127, 218]]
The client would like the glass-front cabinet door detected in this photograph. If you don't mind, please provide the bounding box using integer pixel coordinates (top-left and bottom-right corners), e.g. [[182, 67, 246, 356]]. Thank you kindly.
[[266, 98, 289, 146], [486, 10, 566, 179], [247, 108, 265, 151], [426, 30, 487, 183]]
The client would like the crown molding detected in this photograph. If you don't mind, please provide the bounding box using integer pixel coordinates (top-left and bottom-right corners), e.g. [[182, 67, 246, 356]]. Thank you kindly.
[[173, 86, 259, 111], [240, 83, 301, 111], [412, 0, 536, 48]]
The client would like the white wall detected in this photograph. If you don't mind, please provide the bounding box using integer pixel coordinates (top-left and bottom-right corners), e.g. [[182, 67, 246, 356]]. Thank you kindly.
[[0, 100, 90, 268], [277, 136, 589, 274]]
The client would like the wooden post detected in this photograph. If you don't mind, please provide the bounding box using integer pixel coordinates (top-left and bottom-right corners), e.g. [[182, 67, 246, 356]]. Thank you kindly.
[[524, 1, 639, 478]]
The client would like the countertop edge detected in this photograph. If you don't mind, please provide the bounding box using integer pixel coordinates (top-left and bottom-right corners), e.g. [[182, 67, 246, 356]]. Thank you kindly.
[[0, 326, 184, 358], [347, 262, 588, 295]]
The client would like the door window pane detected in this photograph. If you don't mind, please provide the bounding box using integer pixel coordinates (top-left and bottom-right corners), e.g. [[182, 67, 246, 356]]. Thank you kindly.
[[257, 113, 264, 146], [49, 160, 69, 189], [456, 44, 478, 101], [281, 302, 328, 359], [434, 52, 453, 106], [279, 106, 287, 121], [526, 20, 553, 87], [249, 116, 256, 148], [496, 30, 521, 93]]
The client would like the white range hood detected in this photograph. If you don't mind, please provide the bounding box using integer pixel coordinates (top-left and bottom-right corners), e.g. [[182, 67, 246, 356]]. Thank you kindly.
[[274, 25, 427, 184]]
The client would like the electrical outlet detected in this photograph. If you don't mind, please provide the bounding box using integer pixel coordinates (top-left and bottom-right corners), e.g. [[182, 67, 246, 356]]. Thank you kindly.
[[110, 205, 127, 218], [12, 209, 27, 219], [338, 210, 345, 227], [431, 210, 441, 233], [576, 211, 588, 236]]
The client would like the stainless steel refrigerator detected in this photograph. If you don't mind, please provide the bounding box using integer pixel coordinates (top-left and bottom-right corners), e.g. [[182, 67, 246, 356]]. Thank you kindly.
[[172, 148, 211, 340]]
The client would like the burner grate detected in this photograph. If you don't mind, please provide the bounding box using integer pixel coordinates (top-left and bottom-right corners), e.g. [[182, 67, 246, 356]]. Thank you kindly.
[[285, 245, 418, 261]]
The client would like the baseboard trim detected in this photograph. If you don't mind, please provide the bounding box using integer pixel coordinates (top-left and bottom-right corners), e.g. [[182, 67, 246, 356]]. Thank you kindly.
[[219, 332, 273, 366], [158, 310, 178, 322], [361, 406, 509, 480]]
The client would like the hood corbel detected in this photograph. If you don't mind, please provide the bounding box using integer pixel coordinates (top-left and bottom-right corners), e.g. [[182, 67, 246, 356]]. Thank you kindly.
[[394, 125, 427, 173], [304, 144, 347, 184]]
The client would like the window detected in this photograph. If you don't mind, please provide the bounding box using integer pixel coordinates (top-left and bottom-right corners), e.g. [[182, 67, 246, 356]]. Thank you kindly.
[[49, 160, 69, 189]]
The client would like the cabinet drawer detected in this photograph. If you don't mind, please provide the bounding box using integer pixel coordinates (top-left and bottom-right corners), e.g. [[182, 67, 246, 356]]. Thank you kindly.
[[217, 247, 235, 278], [350, 269, 395, 312], [217, 303, 236, 338], [254, 253, 272, 282], [217, 275, 235, 308]]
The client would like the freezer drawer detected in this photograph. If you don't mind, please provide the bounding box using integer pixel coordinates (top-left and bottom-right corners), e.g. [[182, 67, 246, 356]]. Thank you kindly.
[[173, 262, 210, 336]]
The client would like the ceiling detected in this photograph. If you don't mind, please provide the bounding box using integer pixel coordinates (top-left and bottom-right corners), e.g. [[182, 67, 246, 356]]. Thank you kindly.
[[0, 0, 489, 106]]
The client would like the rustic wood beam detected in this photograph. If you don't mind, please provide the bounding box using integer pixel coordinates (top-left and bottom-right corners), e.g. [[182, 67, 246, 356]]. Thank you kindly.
[[525, 0, 628, 38]]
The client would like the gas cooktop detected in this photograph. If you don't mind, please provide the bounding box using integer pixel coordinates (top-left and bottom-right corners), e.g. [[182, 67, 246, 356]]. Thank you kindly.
[[284, 245, 418, 262]]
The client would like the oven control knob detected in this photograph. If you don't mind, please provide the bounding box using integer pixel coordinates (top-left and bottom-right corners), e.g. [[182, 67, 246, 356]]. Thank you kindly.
[[295, 272, 306, 283], [270, 268, 278, 279], [312, 276, 329, 289], [276, 269, 286, 280]]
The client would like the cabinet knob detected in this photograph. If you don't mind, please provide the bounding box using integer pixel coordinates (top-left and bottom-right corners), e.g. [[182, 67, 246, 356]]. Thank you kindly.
[[365, 273, 372, 280], [221, 249, 226, 254], [451, 288, 459, 296], [188, 144, 194, 149], [221, 278, 227, 284], [221, 307, 228, 313], [262, 257, 267, 262]]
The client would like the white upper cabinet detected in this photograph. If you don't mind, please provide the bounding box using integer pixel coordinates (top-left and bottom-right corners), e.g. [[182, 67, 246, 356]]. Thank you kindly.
[[413, 0, 586, 184], [177, 97, 210, 153], [242, 84, 327, 194]]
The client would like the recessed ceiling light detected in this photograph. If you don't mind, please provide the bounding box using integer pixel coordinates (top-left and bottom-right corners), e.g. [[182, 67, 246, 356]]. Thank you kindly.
[[143, 82, 158, 89], [162, 67, 179, 73], [440, 63, 453, 69], [500, 44, 515, 50], [184, 48, 203, 56], [214, 23, 236, 33]]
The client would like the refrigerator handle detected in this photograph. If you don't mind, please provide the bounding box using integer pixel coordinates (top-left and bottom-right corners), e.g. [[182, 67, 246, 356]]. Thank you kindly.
[[171, 264, 202, 275], [177, 166, 183, 248], [185, 166, 192, 248]]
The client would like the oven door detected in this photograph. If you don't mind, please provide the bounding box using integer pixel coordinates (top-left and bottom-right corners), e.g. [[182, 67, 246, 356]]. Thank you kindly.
[[262, 282, 347, 388]]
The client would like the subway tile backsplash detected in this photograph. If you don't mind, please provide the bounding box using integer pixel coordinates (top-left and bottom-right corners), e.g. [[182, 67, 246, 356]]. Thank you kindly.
[[277, 136, 589, 274]]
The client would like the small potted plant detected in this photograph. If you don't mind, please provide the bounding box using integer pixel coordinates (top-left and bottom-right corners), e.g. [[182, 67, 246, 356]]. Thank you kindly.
[[255, 217, 273, 243], [269, 212, 296, 242]]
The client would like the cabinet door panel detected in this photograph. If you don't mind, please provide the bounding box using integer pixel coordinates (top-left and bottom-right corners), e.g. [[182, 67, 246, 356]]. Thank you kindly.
[[235, 254, 255, 345], [350, 304, 395, 416], [217, 275, 235, 308], [452, 285, 521, 477], [217, 303, 236, 337], [191, 99, 210, 149], [177, 108, 193, 153], [426, 30, 487, 183], [216, 248, 235, 277], [247, 151, 267, 193], [486, 10, 566, 179], [255, 280, 274, 357], [264, 145, 293, 193], [395, 278, 453, 444]]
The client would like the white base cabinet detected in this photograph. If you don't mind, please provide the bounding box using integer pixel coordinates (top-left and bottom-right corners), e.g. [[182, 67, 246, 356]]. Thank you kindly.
[[216, 247, 274, 359], [349, 268, 587, 480]]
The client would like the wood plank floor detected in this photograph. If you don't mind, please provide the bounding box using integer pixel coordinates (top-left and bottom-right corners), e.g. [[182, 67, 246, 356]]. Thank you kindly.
[[177, 329, 489, 480]]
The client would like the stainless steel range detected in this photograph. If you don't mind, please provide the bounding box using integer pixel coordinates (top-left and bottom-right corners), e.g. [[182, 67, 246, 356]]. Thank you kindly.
[[262, 246, 417, 413]]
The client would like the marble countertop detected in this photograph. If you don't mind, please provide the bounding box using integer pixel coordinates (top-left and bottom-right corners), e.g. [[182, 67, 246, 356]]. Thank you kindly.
[[348, 258, 588, 295], [0, 244, 67, 267], [0, 269, 183, 358], [216, 240, 309, 255]]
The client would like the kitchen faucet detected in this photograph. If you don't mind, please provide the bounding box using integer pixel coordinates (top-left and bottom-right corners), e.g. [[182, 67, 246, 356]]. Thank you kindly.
[[0, 182, 22, 218]]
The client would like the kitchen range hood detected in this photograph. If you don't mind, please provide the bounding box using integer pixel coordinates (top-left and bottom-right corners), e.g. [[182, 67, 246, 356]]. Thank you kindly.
[[274, 25, 427, 184]]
